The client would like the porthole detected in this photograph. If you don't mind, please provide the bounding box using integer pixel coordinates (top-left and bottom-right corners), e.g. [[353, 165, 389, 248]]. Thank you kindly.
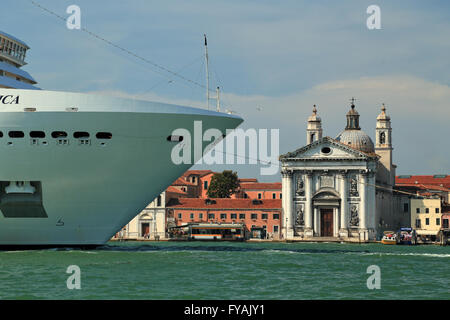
[[52, 131, 67, 138], [30, 131, 46, 138], [96, 132, 112, 139], [9, 131, 24, 138], [73, 132, 90, 139], [321, 147, 332, 154]]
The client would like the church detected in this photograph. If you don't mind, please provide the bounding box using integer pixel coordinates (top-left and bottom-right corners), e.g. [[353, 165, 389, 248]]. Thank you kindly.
[[280, 100, 408, 241]]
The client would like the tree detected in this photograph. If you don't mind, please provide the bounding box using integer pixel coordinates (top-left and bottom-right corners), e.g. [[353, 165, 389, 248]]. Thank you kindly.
[[206, 170, 240, 198]]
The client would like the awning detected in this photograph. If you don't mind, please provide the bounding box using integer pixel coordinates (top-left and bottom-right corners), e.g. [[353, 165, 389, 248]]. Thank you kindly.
[[416, 230, 439, 236]]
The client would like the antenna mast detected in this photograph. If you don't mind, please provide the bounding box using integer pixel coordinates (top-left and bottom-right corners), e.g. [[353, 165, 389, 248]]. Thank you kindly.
[[204, 34, 210, 110], [216, 86, 220, 112]]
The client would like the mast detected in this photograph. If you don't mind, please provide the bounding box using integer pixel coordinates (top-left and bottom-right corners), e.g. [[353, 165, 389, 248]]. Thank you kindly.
[[204, 34, 210, 110], [216, 86, 220, 112]]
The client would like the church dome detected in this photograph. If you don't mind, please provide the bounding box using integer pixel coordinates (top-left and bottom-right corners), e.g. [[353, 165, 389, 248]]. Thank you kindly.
[[335, 129, 375, 153], [336, 99, 375, 153]]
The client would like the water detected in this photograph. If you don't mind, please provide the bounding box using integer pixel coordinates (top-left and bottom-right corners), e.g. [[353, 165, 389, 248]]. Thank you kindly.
[[0, 241, 449, 300]]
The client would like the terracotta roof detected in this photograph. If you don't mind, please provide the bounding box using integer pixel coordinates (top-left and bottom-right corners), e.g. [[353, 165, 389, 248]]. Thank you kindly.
[[166, 186, 187, 195], [240, 182, 282, 190], [172, 176, 196, 186], [167, 198, 282, 209], [239, 178, 259, 183], [396, 182, 450, 192], [396, 175, 450, 188], [182, 170, 214, 178]]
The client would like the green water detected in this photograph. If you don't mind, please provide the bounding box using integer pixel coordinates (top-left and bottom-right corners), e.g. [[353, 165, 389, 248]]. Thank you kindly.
[[0, 241, 448, 300]]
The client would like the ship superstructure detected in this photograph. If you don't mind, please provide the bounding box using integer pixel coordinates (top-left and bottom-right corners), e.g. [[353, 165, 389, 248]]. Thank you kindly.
[[0, 31, 39, 90]]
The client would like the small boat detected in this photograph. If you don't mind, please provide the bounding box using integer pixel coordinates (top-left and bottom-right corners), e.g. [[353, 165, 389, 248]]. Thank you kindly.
[[398, 227, 416, 245], [381, 231, 397, 245]]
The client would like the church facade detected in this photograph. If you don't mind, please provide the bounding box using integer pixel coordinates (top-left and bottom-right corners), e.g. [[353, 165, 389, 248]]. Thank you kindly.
[[280, 102, 406, 241]]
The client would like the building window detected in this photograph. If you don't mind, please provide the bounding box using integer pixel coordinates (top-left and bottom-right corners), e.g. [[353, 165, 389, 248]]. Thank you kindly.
[[156, 195, 161, 207], [258, 193, 262, 199], [208, 213, 215, 219], [435, 208, 440, 213], [403, 203, 408, 213], [199, 213, 203, 219], [443, 219, 449, 229], [239, 213, 245, 219], [220, 213, 226, 219], [273, 225, 279, 233], [425, 218, 429, 225], [192, 176, 196, 183], [231, 213, 237, 219], [280, 193, 282, 199], [262, 213, 268, 220], [243, 193, 248, 198], [416, 208, 420, 214], [425, 208, 429, 214], [436, 218, 440, 226], [272, 193, 276, 199], [273, 213, 280, 220], [178, 213, 182, 219], [415, 219, 421, 228], [251, 213, 258, 220], [204, 181, 208, 190]]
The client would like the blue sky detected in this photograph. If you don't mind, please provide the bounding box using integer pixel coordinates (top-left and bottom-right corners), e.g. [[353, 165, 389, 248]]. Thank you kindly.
[[2, 0, 449, 181]]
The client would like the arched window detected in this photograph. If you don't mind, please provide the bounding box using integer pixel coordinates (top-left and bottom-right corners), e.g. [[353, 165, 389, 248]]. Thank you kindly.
[[380, 132, 386, 144]]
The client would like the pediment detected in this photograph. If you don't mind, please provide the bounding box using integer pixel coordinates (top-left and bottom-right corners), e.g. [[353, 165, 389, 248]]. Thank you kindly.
[[279, 137, 377, 161], [313, 188, 340, 200]]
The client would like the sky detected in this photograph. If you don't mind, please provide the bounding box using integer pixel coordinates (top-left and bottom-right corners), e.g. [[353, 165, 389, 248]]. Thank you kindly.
[[2, 0, 449, 181]]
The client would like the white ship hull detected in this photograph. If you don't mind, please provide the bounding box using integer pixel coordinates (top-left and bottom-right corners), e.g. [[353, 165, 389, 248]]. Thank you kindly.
[[0, 89, 242, 246]]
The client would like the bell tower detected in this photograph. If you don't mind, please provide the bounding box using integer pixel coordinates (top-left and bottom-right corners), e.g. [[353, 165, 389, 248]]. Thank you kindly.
[[306, 105, 322, 144], [375, 104, 395, 186]]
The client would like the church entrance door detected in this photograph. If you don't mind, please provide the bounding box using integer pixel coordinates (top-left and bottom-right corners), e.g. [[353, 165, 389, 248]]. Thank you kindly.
[[320, 209, 333, 237]]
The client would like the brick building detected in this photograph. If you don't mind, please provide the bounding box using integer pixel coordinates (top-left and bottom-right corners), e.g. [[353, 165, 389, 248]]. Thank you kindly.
[[167, 198, 282, 239], [117, 170, 282, 240]]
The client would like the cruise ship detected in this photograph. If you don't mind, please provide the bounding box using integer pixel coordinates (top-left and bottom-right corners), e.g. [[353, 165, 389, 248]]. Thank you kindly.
[[0, 31, 243, 247]]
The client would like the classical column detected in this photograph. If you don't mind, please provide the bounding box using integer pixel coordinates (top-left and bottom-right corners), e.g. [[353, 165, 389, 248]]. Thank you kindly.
[[339, 171, 348, 237], [304, 172, 314, 237], [367, 171, 376, 239], [313, 207, 319, 236], [334, 208, 339, 237], [283, 170, 294, 239], [281, 170, 293, 239], [360, 172, 368, 237]]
